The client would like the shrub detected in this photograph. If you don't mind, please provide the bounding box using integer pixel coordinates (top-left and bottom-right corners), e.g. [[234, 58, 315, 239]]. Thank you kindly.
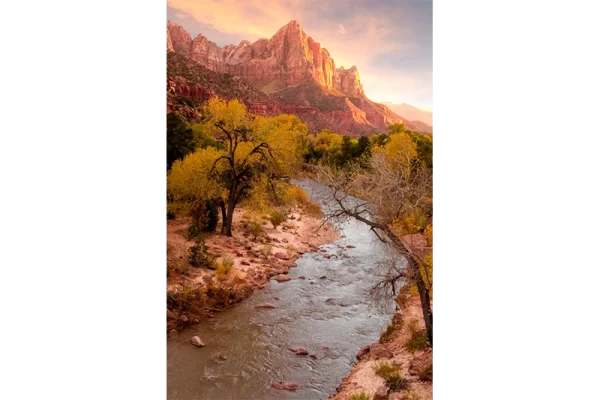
[[188, 242, 210, 267], [186, 224, 204, 241], [260, 244, 273, 258], [203, 200, 219, 232], [247, 220, 263, 239], [386, 373, 410, 391], [189, 200, 219, 233], [173, 259, 190, 276], [221, 254, 234, 269], [373, 361, 400, 378], [418, 363, 432, 382], [379, 324, 394, 343], [167, 210, 176, 220], [304, 201, 323, 217], [348, 392, 371, 400], [372, 362, 409, 391], [405, 329, 431, 352], [269, 210, 287, 229]]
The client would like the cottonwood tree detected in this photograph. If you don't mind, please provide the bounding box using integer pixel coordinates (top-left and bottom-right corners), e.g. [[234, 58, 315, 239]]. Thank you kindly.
[[312, 142, 433, 344], [168, 99, 305, 237]]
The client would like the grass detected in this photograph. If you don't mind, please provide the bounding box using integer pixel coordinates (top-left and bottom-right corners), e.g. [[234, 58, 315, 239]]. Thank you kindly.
[[379, 323, 394, 343], [418, 363, 432, 382], [373, 361, 400, 378], [372, 361, 410, 392], [348, 392, 371, 400], [405, 328, 431, 352], [260, 244, 273, 258]]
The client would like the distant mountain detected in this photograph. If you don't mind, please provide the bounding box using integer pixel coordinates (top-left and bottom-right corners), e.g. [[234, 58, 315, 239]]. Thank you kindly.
[[167, 20, 432, 135], [381, 103, 432, 127]]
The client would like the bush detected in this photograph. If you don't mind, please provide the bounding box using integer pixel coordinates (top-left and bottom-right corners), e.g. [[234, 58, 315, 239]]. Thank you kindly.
[[418, 363, 432, 382], [247, 220, 263, 239], [285, 185, 310, 206], [186, 224, 204, 241], [379, 324, 394, 343], [372, 362, 409, 392], [386, 373, 410, 391], [269, 210, 286, 229], [348, 392, 371, 400], [304, 201, 323, 217], [173, 259, 190, 276], [221, 254, 234, 269], [373, 361, 400, 378], [260, 244, 273, 258], [188, 242, 210, 268], [402, 392, 421, 400], [189, 200, 219, 233], [215, 263, 231, 280], [405, 329, 431, 352]]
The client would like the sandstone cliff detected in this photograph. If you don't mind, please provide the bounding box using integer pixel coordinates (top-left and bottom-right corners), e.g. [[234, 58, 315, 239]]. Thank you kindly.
[[167, 21, 431, 135], [167, 20, 363, 98]]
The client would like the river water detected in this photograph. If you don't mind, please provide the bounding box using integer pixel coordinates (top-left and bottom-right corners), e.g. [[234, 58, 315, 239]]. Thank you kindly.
[[167, 180, 396, 400]]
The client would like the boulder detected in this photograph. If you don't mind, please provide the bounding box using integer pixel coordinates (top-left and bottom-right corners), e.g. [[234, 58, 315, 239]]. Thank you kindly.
[[370, 343, 393, 360], [346, 245, 356, 248], [297, 276, 306, 280], [167, 309, 176, 319], [356, 345, 370, 360], [319, 275, 327, 279], [255, 303, 277, 309], [241, 261, 251, 266], [274, 252, 291, 260], [276, 274, 291, 282], [271, 381, 299, 391], [374, 385, 390, 400], [190, 336, 205, 347], [179, 315, 189, 323], [295, 348, 309, 355], [389, 393, 404, 400]]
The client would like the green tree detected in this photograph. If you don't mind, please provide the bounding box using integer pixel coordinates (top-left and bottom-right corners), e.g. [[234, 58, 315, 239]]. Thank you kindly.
[[167, 112, 196, 171]]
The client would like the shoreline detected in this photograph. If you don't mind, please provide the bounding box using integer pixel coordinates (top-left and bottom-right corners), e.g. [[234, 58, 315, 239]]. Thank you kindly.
[[167, 205, 339, 333], [329, 292, 433, 400]]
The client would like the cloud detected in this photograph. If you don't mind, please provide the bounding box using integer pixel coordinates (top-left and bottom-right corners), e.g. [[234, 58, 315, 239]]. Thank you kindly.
[[174, 12, 188, 19], [337, 24, 346, 34]]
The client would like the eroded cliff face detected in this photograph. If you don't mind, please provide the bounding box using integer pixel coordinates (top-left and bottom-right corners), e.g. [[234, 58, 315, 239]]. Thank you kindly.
[[167, 20, 363, 98], [167, 21, 431, 135]]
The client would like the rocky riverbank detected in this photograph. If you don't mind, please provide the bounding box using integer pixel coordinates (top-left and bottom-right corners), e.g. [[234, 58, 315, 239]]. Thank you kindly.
[[166, 205, 339, 333], [329, 292, 433, 400]]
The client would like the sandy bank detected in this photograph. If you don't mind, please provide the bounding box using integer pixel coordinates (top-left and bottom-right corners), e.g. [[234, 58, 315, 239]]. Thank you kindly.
[[167, 205, 339, 332]]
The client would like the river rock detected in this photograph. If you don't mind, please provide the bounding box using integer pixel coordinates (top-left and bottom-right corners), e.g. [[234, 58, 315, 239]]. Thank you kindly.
[[323, 254, 331, 259], [268, 256, 280, 265], [295, 348, 309, 355], [297, 276, 306, 280], [346, 245, 356, 248], [319, 275, 327, 279], [276, 274, 291, 282], [374, 385, 389, 400], [370, 343, 393, 360], [356, 345, 371, 360], [167, 309, 176, 319], [190, 336, 205, 347], [309, 354, 317, 359], [255, 303, 277, 309], [271, 381, 298, 391], [274, 252, 290, 260]]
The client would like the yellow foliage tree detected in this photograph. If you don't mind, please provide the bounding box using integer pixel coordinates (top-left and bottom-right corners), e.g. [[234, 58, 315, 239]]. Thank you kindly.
[[168, 98, 308, 236]]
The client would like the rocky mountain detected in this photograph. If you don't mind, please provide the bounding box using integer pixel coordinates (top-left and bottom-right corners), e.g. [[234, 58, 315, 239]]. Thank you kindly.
[[167, 20, 432, 135], [381, 102, 433, 127]]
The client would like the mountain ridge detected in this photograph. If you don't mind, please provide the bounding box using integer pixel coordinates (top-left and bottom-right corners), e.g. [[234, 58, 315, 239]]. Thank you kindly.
[[167, 20, 432, 135]]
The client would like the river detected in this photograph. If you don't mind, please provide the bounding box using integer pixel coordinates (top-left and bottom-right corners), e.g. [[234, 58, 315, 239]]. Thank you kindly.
[[167, 179, 396, 400]]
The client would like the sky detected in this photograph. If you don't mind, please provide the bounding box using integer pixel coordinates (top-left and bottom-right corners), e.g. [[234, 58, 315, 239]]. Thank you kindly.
[[167, 0, 432, 111]]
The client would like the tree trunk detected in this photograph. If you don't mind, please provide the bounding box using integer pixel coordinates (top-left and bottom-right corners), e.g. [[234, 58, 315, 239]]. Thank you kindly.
[[383, 226, 433, 345], [225, 195, 236, 237], [219, 200, 227, 235], [334, 204, 433, 345]]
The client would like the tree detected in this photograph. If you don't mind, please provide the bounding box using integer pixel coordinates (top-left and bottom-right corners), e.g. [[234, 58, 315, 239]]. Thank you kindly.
[[168, 98, 306, 237], [167, 112, 196, 171], [312, 142, 433, 344]]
